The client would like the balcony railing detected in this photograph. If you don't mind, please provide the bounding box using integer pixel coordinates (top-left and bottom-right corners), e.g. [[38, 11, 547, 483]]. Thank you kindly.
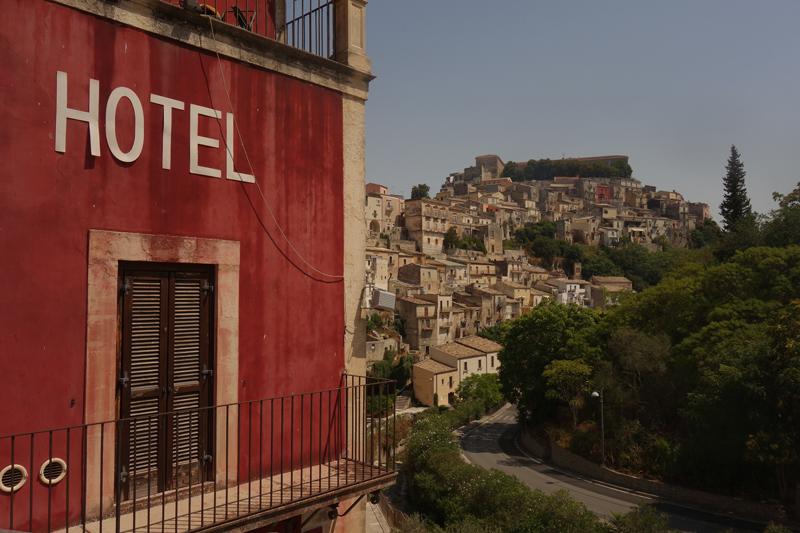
[[160, 0, 336, 60], [0, 376, 396, 533], [286, 0, 336, 59]]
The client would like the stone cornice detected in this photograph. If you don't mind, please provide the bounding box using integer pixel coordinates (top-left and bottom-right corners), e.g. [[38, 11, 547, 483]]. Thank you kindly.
[[47, 0, 373, 101]]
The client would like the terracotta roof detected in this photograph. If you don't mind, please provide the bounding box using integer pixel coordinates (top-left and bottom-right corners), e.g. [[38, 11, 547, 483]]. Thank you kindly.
[[496, 281, 528, 290], [414, 359, 456, 374], [455, 335, 503, 353], [530, 289, 552, 297], [399, 296, 435, 306], [576, 155, 628, 161], [592, 276, 631, 284], [390, 279, 421, 288], [473, 287, 504, 296], [591, 284, 627, 293], [434, 342, 484, 359]]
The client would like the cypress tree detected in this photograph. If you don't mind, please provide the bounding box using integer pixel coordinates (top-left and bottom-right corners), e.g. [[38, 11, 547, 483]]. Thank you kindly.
[[719, 145, 752, 232]]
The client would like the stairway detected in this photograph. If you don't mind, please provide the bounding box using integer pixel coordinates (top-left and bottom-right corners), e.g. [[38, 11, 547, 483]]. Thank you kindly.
[[394, 390, 412, 411]]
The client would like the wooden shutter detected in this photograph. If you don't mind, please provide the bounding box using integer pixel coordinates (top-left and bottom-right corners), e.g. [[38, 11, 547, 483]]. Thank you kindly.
[[168, 274, 210, 488], [119, 265, 213, 500], [121, 273, 168, 500]]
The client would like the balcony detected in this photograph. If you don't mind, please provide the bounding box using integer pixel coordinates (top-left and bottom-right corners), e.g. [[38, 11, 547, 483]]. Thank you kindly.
[[0, 376, 397, 533], [159, 0, 336, 60]]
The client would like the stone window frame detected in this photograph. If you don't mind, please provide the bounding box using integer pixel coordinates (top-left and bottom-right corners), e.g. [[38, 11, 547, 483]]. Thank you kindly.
[[84, 230, 240, 518]]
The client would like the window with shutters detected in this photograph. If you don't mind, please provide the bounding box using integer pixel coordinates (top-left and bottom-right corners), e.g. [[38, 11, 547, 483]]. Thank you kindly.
[[118, 262, 214, 501]]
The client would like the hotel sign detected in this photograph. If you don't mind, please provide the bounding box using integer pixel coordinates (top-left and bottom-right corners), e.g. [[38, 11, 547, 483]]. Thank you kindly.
[[54, 71, 254, 183]]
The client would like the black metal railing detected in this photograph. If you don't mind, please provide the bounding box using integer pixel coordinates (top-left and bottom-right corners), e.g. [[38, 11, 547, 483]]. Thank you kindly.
[[159, 0, 337, 60], [285, 0, 335, 58], [0, 375, 395, 533]]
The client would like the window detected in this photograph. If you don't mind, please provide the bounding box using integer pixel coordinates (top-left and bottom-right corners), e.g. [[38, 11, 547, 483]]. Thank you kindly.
[[449, 376, 453, 388], [426, 207, 430, 215], [441, 379, 444, 385], [434, 223, 438, 231], [491, 356, 494, 367], [427, 238, 430, 243], [435, 239, 438, 245], [434, 209, 438, 217], [426, 346, 430, 355], [464, 362, 468, 371], [119, 263, 213, 500], [427, 222, 431, 230], [453, 215, 457, 223], [478, 360, 482, 369]]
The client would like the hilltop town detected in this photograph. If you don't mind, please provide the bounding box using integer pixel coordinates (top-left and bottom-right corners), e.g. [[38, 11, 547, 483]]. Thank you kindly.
[[363, 154, 710, 407]]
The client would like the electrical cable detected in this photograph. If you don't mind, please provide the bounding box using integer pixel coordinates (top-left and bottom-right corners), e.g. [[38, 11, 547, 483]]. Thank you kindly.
[[206, 16, 345, 279]]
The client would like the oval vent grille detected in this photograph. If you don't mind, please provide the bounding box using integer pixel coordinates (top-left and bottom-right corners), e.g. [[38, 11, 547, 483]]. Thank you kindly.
[[0, 465, 28, 493], [40, 458, 67, 485]]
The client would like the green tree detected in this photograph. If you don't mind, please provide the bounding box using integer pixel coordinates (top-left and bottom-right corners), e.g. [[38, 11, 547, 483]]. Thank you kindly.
[[411, 183, 431, 199], [391, 354, 414, 388], [532, 236, 560, 269], [714, 211, 763, 261], [719, 145, 752, 232], [514, 220, 557, 244], [499, 302, 601, 425], [460, 236, 487, 253], [455, 374, 503, 411], [611, 160, 633, 179], [763, 181, 800, 248], [370, 360, 392, 379], [366, 313, 382, 332], [477, 321, 510, 345], [608, 503, 677, 533], [501, 161, 522, 181], [443, 227, 460, 249], [542, 359, 592, 427]]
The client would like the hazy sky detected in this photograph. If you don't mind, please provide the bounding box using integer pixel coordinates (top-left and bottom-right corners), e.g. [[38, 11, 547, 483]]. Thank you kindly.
[[363, 1, 800, 218]]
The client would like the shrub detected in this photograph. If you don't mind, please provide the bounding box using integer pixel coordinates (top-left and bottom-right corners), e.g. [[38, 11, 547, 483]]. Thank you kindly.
[[404, 407, 605, 533], [366, 394, 394, 417], [608, 503, 676, 532]]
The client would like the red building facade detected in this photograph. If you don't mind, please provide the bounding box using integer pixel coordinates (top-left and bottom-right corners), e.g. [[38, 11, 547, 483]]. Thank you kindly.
[[0, 0, 393, 532]]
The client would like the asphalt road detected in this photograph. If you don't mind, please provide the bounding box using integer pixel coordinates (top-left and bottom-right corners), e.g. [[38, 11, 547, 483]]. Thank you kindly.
[[458, 404, 768, 533]]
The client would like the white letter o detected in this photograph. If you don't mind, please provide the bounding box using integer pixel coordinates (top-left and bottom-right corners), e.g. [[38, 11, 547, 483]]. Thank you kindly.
[[105, 87, 144, 163]]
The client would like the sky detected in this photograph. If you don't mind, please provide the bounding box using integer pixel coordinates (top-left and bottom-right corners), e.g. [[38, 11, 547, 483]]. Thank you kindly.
[[363, 1, 800, 219]]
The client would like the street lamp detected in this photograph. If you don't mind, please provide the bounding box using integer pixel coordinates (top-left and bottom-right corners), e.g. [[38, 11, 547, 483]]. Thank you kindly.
[[590, 390, 605, 467]]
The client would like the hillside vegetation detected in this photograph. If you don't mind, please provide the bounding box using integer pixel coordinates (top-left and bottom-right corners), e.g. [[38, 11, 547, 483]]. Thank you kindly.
[[499, 181, 800, 508]]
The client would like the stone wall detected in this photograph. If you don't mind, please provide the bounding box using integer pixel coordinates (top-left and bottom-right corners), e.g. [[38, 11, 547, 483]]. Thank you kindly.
[[366, 337, 400, 362], [393, 240, 417, 253], [519, 429, 789, 524]]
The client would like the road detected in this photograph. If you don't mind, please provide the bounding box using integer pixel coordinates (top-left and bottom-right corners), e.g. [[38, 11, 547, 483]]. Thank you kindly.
[[458, 405, 766, 533]]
